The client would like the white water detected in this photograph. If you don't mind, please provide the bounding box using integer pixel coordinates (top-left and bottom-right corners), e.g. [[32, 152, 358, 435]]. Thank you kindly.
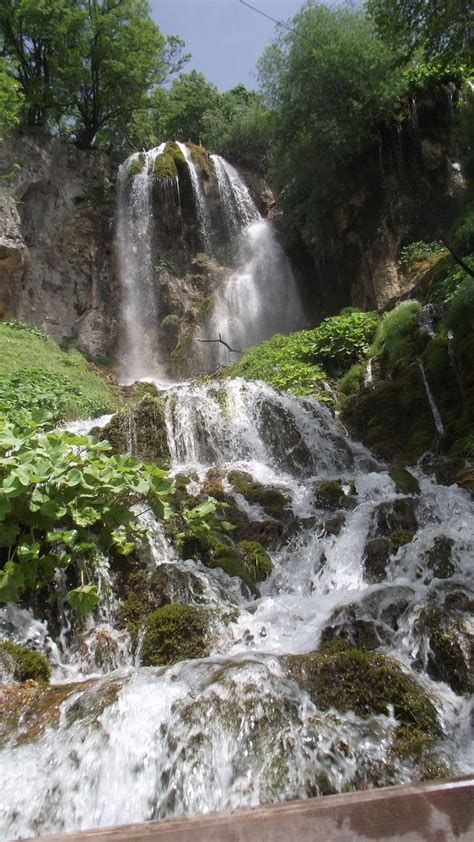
[[204, 159, 305, 364], [1, 378, 473, 839], [418, 359, 444, 435], [176, 141, 213, 254], [116, 144, 166, 382]]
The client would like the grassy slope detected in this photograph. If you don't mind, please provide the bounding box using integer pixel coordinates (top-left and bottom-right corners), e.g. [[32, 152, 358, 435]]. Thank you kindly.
[[0, 324, 117, 420]]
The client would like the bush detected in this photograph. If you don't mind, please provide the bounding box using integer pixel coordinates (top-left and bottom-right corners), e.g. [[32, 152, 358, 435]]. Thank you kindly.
[[0, 416, 173, 616], [398, 241, 445, 266], [451, 203, 474, 256], [370, 301, 421, 366], [303, 311, 379, 374], [232, 332, 328, 398]]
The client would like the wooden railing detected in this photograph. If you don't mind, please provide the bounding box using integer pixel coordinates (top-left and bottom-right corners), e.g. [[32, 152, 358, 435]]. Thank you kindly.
[[24, 775, 474, 842]]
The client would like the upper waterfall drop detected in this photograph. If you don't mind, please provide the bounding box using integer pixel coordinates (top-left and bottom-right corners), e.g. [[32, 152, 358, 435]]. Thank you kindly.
[[176, 141, 213, 254], [116, 144, 166, 383]]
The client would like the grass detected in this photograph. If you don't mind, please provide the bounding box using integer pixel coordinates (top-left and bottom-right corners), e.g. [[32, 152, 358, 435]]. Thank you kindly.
[[0, 322, 117, 421]]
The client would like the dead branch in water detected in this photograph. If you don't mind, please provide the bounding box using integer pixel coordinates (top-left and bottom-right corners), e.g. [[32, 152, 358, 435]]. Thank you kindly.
[[197, 334, 242, 354]]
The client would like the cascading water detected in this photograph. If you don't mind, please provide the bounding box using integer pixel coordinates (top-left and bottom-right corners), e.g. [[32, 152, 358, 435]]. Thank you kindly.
[[116, 144, 166, 382], [418, 359, 444, 435], [204, 157, 305, 364], [1, 377, 473, 839], [176, 141, 213, 254]]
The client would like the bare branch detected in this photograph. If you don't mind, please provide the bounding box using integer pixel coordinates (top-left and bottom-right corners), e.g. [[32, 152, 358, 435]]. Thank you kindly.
[[197, 333, 242, 354]]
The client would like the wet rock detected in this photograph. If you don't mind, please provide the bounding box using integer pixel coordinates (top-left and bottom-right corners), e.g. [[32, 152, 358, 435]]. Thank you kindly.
[[324, 513, 346, 536], [422, 536, 456, 579], [363, 537, 391, 583], [389, 467, 420, 495], [314, 479, 355, 511], [0, 681, 92, 747], [375, 498, 418, 537], [99, 394, 170, 466], [320, 587, 413, 650], [141, 603, 210, 666], [227, 470, 290, 519], [0, 640, 51, 684], [285, 642, 441, 760], [414, 605, 473, 695]]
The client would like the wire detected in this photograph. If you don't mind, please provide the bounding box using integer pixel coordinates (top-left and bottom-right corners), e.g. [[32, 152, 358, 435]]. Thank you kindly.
[[238, 0, 295, 35]]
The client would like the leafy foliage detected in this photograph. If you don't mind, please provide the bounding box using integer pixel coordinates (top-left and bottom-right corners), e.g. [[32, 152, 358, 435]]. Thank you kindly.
[[258, 3, 404, 231], [446, 277, 474, 333], [302, 311, 379, 374], [0, 322, 116, 421], [231, 332, 328, 398], [0, 57, 23, 142], [429, 258, 474, 305], [398, 240, 445, 265], [0, 416, 173, 615]]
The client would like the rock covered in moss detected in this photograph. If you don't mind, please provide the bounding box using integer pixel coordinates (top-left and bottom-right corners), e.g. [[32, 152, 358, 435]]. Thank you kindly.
[[152, 142, 186, 180], [0, 640, 51, 684], [414, 605, 473, 695], [320, 587, 414, 651], [285, 642, 441, 759], [362, 498, 418, 582], [228, 470, 289, 518], [181, 530, 273, 596], [314, 479, 355, 510], [389, 467, 420, 495], [421, 536, 455, 579], [141, 603, 210, 666], [99, 394, 170, 466]]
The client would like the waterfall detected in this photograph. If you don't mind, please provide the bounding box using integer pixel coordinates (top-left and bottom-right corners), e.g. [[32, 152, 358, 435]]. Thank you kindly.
[[210, 154, 260, 232], [1, 377, 474, 838], [116, 144, 166, 382], [176, 141, 213, 254], [418, 359, 444, 435]]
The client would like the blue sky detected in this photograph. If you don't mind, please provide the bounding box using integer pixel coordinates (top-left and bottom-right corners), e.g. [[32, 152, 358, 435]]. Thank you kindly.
[[149, 0, 305, 91]]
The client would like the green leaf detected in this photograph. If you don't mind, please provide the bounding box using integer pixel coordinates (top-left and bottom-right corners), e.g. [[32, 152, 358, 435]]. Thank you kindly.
[[67, 583, 100, 618]]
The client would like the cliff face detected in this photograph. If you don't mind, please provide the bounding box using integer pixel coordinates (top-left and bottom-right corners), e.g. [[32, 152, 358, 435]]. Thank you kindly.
[[0, 132, 118, 358], [285, 85, 466, 315]]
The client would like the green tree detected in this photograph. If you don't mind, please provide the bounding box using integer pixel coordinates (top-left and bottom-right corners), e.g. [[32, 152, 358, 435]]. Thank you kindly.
[[163, 70, 221, 144], [0, 0, 81, 127], [257, 1, 404, 228], [367, 0, 473, 68], [0, 57, 23, 140], [62, 0, 187, 149]]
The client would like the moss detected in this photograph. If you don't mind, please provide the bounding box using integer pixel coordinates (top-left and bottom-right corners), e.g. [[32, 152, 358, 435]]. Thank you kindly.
[[414, 606, 473, 695], [423, 536, 455, 579], [153, 142, 186, 180], [0, 640, 51, 684], [315, 479, 352, 510], [169, 332, 193, 378], [389, 530, 414, 552], [141, 603, 209, 666], [128, 157, 145, 176], [228, 470, 289, 518], [99, 394, 169, 467], [238, 540, 273, 581], [389, 468, 420, 495], [161, 314, 180, 329], [198, 293, 215, 322], [286, 642, 441, 759], [188, 143, 211, 177]]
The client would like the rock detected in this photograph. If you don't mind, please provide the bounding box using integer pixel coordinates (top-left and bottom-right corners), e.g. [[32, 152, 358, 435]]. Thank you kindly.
[[228, 470, 290, 519], [363, 538, 391, 583], [285, 642, 441, 759], [320, 587, 413, 649], [99, 394, 170, 466], [0, 200, 30, 319], [141, 603, 210, 666], [315, 479, 355, 510], [414, 606, 473, 695], [389, 468, 420, 495], [422, 536, 455, 579], [0, 640, 51, 684]]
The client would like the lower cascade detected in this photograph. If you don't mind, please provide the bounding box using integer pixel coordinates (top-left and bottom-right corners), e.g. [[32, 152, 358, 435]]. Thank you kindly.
[[0, 377, 473, 839]]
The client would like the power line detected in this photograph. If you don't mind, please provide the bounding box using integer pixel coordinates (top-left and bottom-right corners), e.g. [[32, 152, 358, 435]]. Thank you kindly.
[[238, 0, 295, 35]]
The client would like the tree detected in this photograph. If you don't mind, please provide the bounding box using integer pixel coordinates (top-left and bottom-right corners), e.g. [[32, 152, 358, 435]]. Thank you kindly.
[[0, 57, 23, 141], [257, 1, 404, 226], [162, 70, 221, 144], [62, 0, 187, 149], [367, 0, 473, 68], [0, 0, 81, 127]]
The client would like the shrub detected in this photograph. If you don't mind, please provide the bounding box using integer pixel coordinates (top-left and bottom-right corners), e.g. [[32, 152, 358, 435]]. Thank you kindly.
[[398, 241, 445, 266], [302, 311, 379, 374], [446, 277, 474, 333], [233, 332, 328, 398], [451, 203, 474, 256]]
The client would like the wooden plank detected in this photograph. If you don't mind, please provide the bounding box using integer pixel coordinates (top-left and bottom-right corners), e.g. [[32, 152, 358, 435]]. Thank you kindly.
[[22, 775, 474, 842]]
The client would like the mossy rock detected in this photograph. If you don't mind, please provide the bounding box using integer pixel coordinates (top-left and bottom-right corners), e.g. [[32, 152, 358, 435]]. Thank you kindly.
[[188, 143, 211, 177], [375, 498, 418, 538], [315, 479, 354, 510], [363, 537, 391, 583], [389, 468, 420, 495], [285, 642, 441, 759], [141, 603, 210, 666], [169, 332, 193, 378], [153, 142, 186, 180], [321, 588, 413, 650], [422, 536, 455, 579], [0, 640, 51, 684], [182, 530, 273, 596], [128, 156, 145, 177], [99, 394, 169, 467], [228, 470, 289, 519], [237, 540, 273, 581], [414, 606, 473, 695]]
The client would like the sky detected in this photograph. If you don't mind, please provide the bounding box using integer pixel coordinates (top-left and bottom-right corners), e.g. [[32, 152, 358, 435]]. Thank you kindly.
[[149, 0, 305, 91]]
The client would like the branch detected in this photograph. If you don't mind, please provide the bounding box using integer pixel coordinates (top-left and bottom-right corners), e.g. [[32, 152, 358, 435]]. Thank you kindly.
[[197, 333, 242, 354], [437, 231, 474, 279]]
